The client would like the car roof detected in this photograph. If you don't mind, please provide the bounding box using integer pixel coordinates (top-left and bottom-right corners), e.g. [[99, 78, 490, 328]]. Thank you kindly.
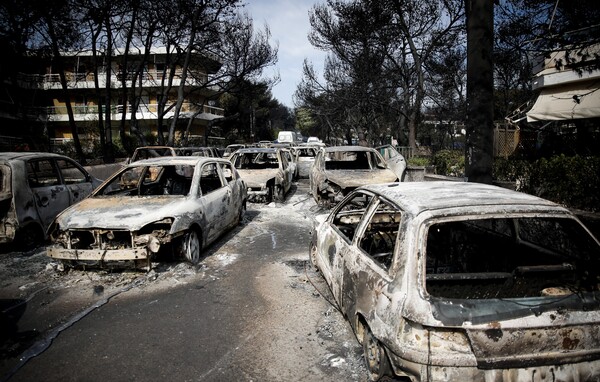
[[126, 156, 225, 167], [324, 145, 375, 152], [235, 148, 278, 153], [361, 181, 565, 216]]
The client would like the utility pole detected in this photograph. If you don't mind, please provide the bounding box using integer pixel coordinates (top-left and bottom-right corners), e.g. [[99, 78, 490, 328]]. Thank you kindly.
[[465, 0, 494, 184]]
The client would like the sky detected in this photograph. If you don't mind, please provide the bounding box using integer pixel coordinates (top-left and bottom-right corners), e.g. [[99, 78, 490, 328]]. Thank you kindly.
[[243, 0, 327, 108]]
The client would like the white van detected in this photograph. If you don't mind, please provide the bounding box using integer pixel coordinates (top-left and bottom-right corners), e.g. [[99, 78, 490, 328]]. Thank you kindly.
[[277, 131, 297, 144]]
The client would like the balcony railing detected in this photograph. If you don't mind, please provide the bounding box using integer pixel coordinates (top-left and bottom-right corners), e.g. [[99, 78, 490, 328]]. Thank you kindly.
[[17, 69, 212, 88], [45, 103, 224, 118]]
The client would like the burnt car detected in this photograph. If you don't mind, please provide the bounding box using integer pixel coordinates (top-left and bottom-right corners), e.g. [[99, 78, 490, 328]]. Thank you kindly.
[[0, 152, 101, 246], [229, 148, 292, 203], [47, 156, 246, 268], [310, 181, 600, 381], [291, 146, 317, 179], [128, 146, 176, 163], [309, 146, 399, 206]]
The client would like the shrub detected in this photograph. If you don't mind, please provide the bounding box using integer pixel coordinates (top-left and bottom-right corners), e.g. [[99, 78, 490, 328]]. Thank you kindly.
[[432, 150, 464, 177], [407, 156, 431, 167], [521, 155, 600, 212]]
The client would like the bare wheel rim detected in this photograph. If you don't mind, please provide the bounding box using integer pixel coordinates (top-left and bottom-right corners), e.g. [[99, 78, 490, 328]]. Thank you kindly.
[[238, 203, 246, 223], [184, 230, 200, 264], [275, 185, 284, 202], [363, 326, 386, 380], [310, 241, 318, 266]]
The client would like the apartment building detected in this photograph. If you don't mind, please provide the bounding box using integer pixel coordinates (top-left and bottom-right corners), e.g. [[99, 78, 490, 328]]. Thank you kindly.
[[1, 48, 224, 150]]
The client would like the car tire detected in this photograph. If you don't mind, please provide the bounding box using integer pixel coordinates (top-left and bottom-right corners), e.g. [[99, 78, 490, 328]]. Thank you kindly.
[[363, 324, 391, 381], [16, 223, 44, 250], [180, 229, 201, 264]]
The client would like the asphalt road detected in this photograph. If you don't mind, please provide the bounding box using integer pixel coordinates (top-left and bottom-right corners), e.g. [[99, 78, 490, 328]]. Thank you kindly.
[[2, 180, 369, 382]]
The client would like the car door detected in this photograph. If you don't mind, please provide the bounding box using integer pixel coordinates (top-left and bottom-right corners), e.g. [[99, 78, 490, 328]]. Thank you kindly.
[[26, 158, 71, 230], [344, 197, 401, 319], [217, 161, 242, 227], [309, 150, 324, 198], [56, 158, 95, 204], [318, 191, 375, 304], [376, 145, 406, 180], [277, 151, 292, 193], [198, 162, 229, 243]]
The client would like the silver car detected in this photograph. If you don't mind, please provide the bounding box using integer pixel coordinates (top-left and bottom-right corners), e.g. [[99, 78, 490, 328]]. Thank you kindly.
[[309, 146, 400, 207], [0, 152, 101, 246], [230, 148, 292, 203], [311, 181, 600, 381], [47, 156, 247, 268]]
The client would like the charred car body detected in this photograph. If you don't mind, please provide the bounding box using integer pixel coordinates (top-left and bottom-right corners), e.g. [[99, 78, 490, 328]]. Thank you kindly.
[[291, 146, 317, 179], [47, 156, 246, 268], [229, 148, 292, 203], [0, 152, 101, 246], [309, 146, 400, 207], [311, 181, 600, 381]]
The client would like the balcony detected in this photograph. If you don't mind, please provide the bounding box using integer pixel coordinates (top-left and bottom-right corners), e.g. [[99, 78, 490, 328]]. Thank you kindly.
[[45, 103, 224, 122], [16, 69, 218, 91]]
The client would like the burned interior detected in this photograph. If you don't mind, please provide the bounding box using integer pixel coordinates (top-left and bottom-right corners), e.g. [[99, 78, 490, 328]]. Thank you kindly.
[[231, 151, 280, 170], [100, 165, 194, 197], [425, 216, 600, 299], [324, 150, 375, 170]]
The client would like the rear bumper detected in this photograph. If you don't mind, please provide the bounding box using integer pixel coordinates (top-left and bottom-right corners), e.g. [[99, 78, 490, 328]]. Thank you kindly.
[[388, 352, 600, 381]]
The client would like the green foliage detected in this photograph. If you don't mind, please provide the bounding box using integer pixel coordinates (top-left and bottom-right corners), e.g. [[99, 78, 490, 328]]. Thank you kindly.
[[494, 155, 600, 212], [520, 155, 600, 212], [432, 150, 464, 177], [407, 156, 431, 167]]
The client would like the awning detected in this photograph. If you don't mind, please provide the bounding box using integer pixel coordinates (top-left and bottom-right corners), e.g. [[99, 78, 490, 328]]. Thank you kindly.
[[526, 81, 600, 122]]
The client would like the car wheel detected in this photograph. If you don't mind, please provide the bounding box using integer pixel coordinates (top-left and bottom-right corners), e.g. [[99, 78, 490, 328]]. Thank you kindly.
[[363, 324, 391, 381], [237, 202, 246, 225], [180, 230, 201, 264], [274, 185, 285, 202], [309, 240, 318, 267], [16, 224, 44, 250]]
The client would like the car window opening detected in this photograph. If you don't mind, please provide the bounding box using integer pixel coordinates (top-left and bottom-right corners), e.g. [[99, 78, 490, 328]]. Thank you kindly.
[[359, 208, 401, 270], [234, 153, 279, 170], [325, 151, 372, 170], [425, 217, 600, 300]]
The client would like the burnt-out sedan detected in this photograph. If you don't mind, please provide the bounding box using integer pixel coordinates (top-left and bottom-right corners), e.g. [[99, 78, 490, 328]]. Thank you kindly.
[[229, 148, 292, 203], [0, 152, 101, 246], [310, 181, 600, 381], [309, 146, 399, 207], [47, 156, 246, 268]]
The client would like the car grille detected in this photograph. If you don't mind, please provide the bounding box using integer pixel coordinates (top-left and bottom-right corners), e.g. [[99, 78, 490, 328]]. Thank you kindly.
[[67, 230, 133, 250]]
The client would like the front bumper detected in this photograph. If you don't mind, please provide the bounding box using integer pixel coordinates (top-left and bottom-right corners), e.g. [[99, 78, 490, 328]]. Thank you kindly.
[[47, 247, 150, 261]]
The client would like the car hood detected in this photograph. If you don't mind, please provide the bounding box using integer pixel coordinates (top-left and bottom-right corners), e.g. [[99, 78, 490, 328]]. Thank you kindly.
[[55, 197, 185, 230], [325, 169, 398, 188], [237, 169, 279, 188]]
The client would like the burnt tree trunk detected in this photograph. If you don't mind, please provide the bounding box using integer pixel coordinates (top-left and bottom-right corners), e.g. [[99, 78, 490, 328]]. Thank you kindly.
[[465, 0, 494, 184]]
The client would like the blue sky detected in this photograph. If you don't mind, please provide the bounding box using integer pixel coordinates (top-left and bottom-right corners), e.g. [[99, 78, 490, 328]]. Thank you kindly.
[[243, 0, 327, 108]]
